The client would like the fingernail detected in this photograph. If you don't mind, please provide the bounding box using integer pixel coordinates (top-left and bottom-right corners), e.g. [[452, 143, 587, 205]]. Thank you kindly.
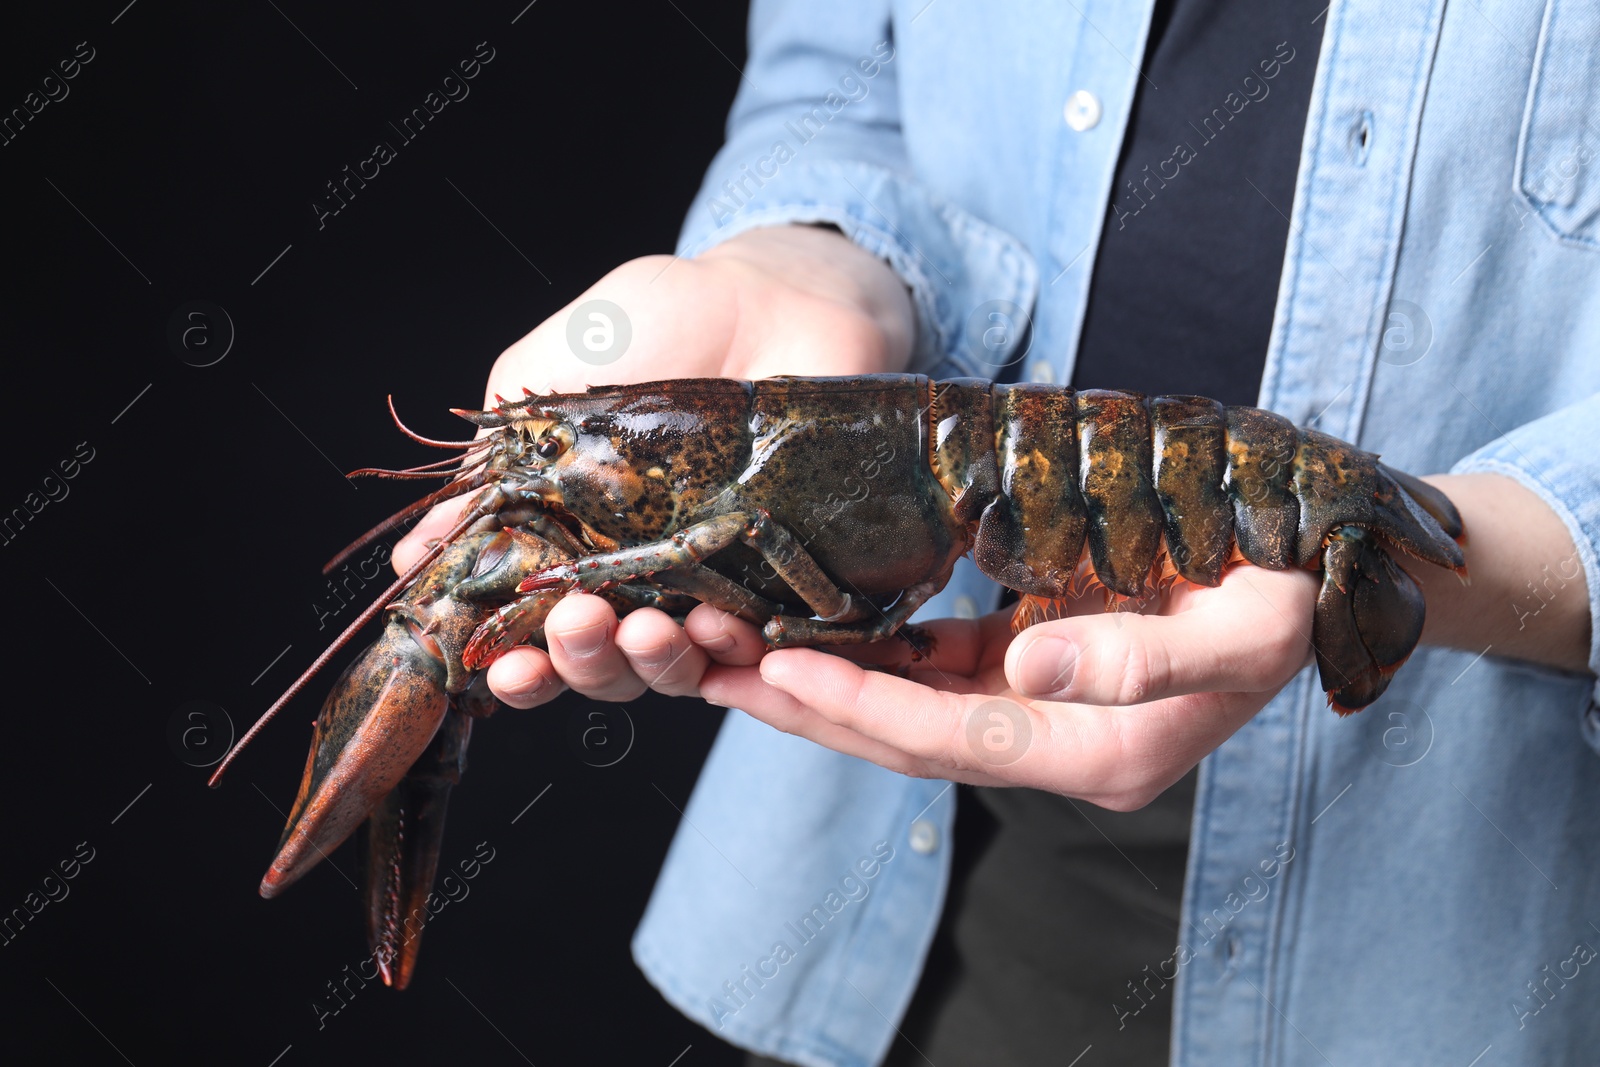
[[554, 620, 611, 658], [1017, 637, 1077, 697], [699, 631, 736, 654], [503, 673, 549, 701], [620, 644, 670, 669], [704, 697, 728, 708]]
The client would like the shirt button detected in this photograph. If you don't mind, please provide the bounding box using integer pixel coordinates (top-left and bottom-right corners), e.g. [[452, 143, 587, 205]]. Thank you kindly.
[[1064, 90, 1102, 132], [952, 595, 978, 620], [1030, 361, 1055, 384], [909, 819, 940, 854]]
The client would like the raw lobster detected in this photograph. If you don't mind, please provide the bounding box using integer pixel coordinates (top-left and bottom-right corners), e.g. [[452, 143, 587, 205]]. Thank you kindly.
[[217, 375, 1465, 987]]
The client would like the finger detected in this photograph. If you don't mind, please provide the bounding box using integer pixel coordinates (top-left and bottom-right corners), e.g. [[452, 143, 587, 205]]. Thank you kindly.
[[825, 615, 993, 677], [756, 646, 1261, 806], [543, 593, 647, 702], [392, 495, 473, 574], [485, 646, 567, 709], [1007, 570, 1317, 706], [682, 604, 769, 665], [757, 647, 1003, 770], [699, 661, 1001, 784], [615, 608, 711, 698]]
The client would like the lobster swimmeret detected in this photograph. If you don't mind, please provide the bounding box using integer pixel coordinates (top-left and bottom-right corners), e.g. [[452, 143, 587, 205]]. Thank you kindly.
[[216, 375, 1465, 987]]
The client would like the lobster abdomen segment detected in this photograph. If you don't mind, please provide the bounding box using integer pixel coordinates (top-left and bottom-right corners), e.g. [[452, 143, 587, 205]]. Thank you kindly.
[[970, 383, 1087, 598], [1151, 395, 1233, 586], [1076, 389, 1167, 597], [1224, 406, 1301, 569]]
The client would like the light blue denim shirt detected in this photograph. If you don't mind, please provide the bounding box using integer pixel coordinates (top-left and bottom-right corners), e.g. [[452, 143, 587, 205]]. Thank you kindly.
[[632, 1, 1600, 1064]]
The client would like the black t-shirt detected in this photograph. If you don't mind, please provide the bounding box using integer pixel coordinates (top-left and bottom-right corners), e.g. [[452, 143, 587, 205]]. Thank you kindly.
[[889, 1, 1326, 1064]]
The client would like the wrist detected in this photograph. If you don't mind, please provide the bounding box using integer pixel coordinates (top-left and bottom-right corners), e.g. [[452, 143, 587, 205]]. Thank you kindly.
[[1413, 472, 1591, 674]]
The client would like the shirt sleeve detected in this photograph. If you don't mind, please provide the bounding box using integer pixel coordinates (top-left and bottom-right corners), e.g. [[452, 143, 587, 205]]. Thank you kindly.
[[675, 0, 1038, 379], [1451, 392, 1600, 747]]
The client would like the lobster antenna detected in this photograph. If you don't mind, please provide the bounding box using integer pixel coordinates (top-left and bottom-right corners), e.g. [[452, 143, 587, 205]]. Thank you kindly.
[[347, 466, 485, 480], [320, 471, 489, 576], [348, 446, 493, 479], [208, 498, 499, 788], [387, 394, 484, 448]]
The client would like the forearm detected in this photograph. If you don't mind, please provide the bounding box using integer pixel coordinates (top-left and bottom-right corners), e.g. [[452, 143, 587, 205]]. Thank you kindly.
[[1413, 473, 1591, 673]]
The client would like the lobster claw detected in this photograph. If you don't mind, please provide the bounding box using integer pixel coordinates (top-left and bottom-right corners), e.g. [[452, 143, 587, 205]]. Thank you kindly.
[[252, 526, 583, 983], [260, 618, 452, 899], [364, 702, 474, 990], [259, 528, 577, 895]]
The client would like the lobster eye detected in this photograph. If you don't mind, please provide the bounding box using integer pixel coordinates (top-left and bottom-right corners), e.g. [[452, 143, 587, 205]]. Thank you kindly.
[[529, 422, 574, 462]]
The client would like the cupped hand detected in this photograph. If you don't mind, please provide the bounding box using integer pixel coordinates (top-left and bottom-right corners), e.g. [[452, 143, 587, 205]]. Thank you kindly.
[[666, 564, 1319, 809], [392, 224, 915, 708]]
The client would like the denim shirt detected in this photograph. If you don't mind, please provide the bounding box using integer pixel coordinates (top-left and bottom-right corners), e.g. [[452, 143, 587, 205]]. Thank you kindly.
[[631, 1, 1600, 1064]]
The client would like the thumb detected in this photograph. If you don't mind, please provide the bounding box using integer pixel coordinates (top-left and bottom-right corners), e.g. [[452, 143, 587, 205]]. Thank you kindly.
[[1006, 591, 1309, 706]]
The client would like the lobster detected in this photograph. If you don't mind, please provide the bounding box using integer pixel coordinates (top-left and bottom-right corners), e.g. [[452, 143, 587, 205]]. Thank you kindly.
[[213, 374, 1465, 987]]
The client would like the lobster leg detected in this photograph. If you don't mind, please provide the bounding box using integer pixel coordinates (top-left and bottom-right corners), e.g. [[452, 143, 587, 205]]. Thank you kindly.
[[649, 567, 783, 622], [462, 595, 561, 670], [1312, 525, 1427, 713], [763, 576, 946, 648], [519, 509, 875, 623]]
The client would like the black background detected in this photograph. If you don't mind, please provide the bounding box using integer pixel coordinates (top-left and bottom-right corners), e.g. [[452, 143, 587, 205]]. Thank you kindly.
[[1, 2, 749, 1063]]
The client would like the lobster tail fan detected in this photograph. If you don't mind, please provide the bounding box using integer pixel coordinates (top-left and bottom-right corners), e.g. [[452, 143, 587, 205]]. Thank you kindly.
[[1378, 463, 1463, 539], [1313, 526, 1427, 714], [1366, 465, 1467, 575]]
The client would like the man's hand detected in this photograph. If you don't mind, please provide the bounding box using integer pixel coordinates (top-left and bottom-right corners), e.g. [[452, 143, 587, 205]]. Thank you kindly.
[[392, 224, 915, 708], [638, 564, 1322, 809]]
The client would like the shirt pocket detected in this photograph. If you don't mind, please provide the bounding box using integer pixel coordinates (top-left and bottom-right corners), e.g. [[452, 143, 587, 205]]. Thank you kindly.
[[1515, 0, 1600, 249]]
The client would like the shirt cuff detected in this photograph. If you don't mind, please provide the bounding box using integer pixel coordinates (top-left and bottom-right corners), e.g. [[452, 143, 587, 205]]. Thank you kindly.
[[676, 158, 1039, 379], [1451, 393, 1600, 747]]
